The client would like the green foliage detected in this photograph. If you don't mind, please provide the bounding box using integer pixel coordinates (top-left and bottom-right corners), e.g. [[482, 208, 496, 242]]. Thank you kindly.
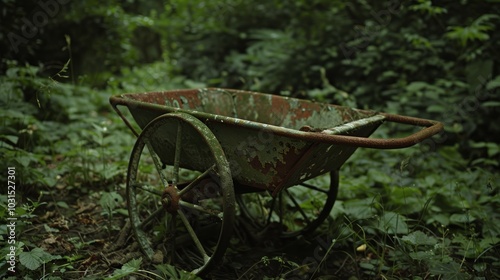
[[107, 258, 142, 280], [154, 263, 201, 280], [445, 14, 500, 46], [1, 0, 499, 278], [409, 0, 448, 15], [19, 248, 61, 271], [163, 0, 500, 159], [99, 191, 124, 218], [329, 135, 499, 278], [0, 1, 163, 84], [0, 61, 134, 190], [99, 190, 127, 232]]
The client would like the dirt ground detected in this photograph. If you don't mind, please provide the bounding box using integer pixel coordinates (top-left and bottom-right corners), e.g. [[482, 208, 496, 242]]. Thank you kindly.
[[21, 187, 361, 280]]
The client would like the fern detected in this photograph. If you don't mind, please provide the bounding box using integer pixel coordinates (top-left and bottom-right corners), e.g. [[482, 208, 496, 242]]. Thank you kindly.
[[445, 14, 499, 46]]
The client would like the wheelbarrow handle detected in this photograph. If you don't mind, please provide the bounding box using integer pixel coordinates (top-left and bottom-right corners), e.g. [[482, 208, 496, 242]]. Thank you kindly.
[[380, 113, 443, 148], [319, 113, 444, 149]]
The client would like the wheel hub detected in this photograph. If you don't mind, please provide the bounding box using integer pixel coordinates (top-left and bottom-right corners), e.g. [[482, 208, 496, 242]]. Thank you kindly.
[[162, 185, 180, 213]]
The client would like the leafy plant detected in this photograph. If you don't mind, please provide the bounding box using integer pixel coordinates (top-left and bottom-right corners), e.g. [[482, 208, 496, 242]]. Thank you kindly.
[[108, 258, 143, 280], [1, 1, 499, 279], [19, 247, 61, 271], [154, 263, 201, 280], [445, 14, 499, 46]]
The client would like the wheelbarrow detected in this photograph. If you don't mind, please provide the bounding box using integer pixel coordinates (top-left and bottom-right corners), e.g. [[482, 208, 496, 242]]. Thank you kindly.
[[109, 88, 443, 275]]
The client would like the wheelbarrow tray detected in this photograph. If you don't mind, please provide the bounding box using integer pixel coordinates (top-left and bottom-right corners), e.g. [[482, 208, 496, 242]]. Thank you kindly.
[[110, 88, 441, 194]]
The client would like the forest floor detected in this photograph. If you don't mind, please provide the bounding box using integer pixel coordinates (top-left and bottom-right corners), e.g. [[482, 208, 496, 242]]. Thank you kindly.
[[22, 184, 363, 280]]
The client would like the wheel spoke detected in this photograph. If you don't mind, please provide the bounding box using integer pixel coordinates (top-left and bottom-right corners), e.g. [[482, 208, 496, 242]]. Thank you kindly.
[[298, 182, 329, 194], [131, 183, 163, 196], [284, 189, 311, 224], [139, 206, 165, 229], [165, 213, 176, 263], [266, 196, 277, 224], [177, 209, 210, 263], [145, 139, 169, 187], [237, 171, 338, 238], [178, 164, 215, 196], [179, 200, 223, 219], [255, 195, 266, 218], [278, 191, 283, 224], [172, 122, 183, 186]]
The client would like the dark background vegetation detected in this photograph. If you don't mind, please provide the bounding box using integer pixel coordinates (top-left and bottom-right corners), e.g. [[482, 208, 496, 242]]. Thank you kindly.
[[1, 0, 499, 279]]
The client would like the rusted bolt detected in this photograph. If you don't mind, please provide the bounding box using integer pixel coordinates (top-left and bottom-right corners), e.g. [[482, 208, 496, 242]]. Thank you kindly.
[[162, 186, 180, 213]]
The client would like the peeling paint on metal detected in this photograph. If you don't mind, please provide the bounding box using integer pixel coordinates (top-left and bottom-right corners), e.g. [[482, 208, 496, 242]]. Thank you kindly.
[[321, 115, 385, 135], [111, 88, 396, 192]]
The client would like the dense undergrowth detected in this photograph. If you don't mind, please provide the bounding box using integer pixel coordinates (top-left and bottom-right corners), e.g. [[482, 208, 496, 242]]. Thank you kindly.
[[1, 1, 499, 279], [1, 60, 498, 280]]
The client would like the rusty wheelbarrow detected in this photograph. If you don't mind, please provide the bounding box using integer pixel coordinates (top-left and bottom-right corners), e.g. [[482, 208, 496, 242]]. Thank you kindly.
[[109, 88, 443, 275]]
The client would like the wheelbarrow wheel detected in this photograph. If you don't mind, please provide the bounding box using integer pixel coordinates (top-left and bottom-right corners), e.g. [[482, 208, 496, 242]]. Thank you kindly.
[[126, 112, 234, 276], [237, 171, 338, 239]]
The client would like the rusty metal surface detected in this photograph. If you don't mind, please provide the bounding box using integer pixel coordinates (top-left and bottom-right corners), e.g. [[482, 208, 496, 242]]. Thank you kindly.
[[110, 88, 443, 193], [110, 88, 376, 132]]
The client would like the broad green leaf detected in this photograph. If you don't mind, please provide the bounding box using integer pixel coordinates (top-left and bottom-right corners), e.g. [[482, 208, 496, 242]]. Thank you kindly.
[[473, 262, 487, 272], [100, 191, 124, 213], [388, 187, 423, 214], [486, 75, 500, 90], [16, 155, 35, 167], [429, 261, 468, 280], [368, 169, 392, 184], [468, 141, 488, 148], [402, 230, 438, 246], [377, 212, 408, 234], [108, 257, 142, 280], [155, 263, 201, 280], [427, 213, 450, 226], [42, 176, 58, 187], [427, 104, 446, 113], [1, 135, 18, 144], [343, 198, 377, 220], [406, 81, 428, 92], [19, 248, 60, 270], [425, 176, 437, 187], [479, 237, 500, 248], [450, 213, 476, 224], [57, 201, 70, 209], [19, 251, 42, 271], [409, 250, 435, 260], [482, 101, 500, 107]]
